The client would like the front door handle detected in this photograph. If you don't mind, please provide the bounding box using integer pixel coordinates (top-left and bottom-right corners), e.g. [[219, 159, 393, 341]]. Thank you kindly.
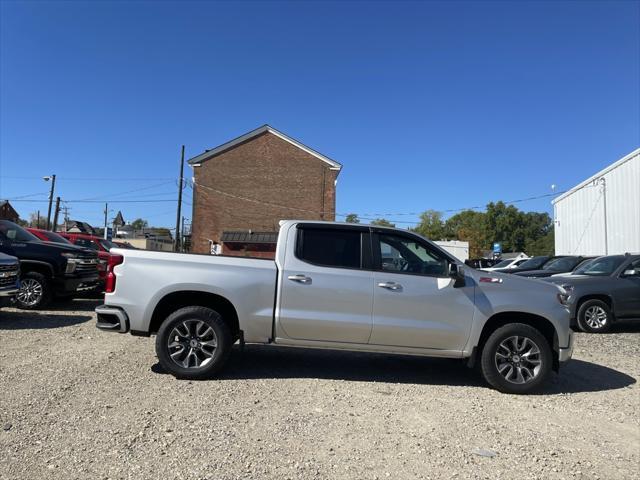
[[288, 274, 312, 284], [378, 281, 403, 291]]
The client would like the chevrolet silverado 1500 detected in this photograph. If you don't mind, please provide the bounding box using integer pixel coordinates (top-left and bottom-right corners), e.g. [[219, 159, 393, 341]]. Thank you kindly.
[[96, 221, 574, 394]]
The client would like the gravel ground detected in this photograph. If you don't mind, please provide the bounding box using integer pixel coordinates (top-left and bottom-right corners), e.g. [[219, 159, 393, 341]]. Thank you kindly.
[[1, 299, 638, 480]]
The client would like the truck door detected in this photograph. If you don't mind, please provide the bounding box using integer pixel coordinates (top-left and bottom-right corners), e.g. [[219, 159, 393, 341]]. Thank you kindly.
[[369, 231, 475, 351], [614, 258, 640, 317], [277, 224, 374, 343]]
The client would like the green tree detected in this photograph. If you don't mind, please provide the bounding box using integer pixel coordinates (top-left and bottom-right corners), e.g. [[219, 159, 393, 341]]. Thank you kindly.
[[371, 218, 396, 228], [412, 210, 447, 240], [344, 213, 360, 224], [445, 210, 487, 258], [131, 218, 149, 230]]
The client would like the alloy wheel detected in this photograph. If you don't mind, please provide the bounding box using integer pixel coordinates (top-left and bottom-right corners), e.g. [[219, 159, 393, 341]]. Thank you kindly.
[[17, 279, 43, 307], [494, 335, 542, 385], [584, 306, 608, 329], [167, 320, 218, 369]]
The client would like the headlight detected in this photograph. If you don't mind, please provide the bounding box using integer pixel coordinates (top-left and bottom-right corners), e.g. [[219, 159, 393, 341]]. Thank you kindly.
[[556, 284, 573, 306], [61, 253, 79, 274]]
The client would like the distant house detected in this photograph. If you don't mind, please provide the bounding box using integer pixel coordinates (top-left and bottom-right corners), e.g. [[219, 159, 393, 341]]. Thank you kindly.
[[66, 220, 97, 235], [0, 200, 19, 223], [189, 124, 342, 257]]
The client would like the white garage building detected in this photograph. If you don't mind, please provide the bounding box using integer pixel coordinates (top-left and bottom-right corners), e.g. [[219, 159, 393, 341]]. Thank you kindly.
[[552, 148, 640, 256]]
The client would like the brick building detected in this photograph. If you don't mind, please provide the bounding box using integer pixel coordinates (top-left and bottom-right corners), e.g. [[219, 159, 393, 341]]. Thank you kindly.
[[188, 125, 342, 256]]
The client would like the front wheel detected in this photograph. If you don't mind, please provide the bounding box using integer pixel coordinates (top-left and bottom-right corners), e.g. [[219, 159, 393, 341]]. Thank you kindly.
[[14, 272, 52, 310], [480, 323, 552, 394], [577, 299, 612, 333], [155, 306, 233, 380]]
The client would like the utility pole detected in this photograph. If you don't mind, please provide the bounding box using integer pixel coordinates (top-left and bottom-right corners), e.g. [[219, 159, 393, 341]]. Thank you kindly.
[[44, 174, 56, 230], [103, 203, 108, 239], [62, 204, 70, 232], [36, 211, 40, 228], [174, 145, 185, 252], [52, 197, 61, 231], [181, 216, 186, 252]]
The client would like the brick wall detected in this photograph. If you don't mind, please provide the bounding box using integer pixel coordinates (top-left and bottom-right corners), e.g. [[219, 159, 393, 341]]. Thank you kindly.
[[190, 131, 338, 254]]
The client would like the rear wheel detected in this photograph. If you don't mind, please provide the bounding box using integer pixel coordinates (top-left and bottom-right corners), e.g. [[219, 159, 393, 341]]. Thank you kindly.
[[14, 272, 52, 310], [577, 299, 612, 333], [155, 306, 233, 379], [480, 323, 552, 394]]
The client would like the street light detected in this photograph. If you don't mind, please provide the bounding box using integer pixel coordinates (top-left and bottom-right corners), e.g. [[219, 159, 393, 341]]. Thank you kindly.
[[43, 174, 56, 231]]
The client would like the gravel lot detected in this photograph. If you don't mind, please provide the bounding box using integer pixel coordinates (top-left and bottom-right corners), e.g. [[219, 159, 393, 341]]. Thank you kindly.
[[1, 299, 638, 480]]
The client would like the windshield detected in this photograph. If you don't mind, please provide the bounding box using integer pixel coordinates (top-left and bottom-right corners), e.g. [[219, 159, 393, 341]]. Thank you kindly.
[[518, 256, 548, 270], [43, 231, 72, 244], [542, 256, 581, 272], [575, 256, 625, 276], [99, 239, 117, 250], [0, 220, 41, 242], [492, 259, 514, 268]]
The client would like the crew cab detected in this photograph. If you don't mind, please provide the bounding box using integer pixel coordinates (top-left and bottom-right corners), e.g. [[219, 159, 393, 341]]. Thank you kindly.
[[96, 221, 574, 394], [543, 254, 640, 333], [0, 220, 101, 309], [0, 252, 20, 304]]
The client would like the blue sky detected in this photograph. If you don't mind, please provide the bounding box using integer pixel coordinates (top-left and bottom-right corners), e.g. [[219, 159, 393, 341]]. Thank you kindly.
[[1, 0, 638, 229]]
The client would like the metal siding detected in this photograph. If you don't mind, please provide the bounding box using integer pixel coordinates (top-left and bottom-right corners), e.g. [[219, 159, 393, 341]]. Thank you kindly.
[[554, 150, 640, 255]]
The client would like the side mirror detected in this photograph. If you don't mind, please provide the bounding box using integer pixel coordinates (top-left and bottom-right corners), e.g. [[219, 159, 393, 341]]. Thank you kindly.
[[449, 263, 466, 288], [622, 269, 638, 277]]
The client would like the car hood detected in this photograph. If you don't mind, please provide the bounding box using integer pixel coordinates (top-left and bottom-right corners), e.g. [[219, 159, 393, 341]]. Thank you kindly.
[[24, 240, 96, 257], [513, 269, 560, 278], [0, 252, 19, 264], [543, 275, 609, 286]]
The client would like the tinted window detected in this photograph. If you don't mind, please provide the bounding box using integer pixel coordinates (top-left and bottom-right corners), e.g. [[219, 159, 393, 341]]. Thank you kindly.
[[378, 233, 448, 276], [298, 228, 361, 269], [518, 256, 548, 269], [543, 257, 581, 272], [0, 220, 40, 242], [43, 231, 72, 244], [575, 256, 624, 276], [74, 238, 99, 250]]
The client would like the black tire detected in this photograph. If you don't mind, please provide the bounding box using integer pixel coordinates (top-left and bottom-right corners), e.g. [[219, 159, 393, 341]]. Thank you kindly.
[[480, 323, 553, 394], [155, 306, 233, 380], [14, 271, 52, 310], [576, 299, 613, 333]]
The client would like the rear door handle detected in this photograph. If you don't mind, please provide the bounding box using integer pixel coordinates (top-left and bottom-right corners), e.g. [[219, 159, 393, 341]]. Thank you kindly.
[[288, 274, 312, 284], [378, 281, 402, 291]]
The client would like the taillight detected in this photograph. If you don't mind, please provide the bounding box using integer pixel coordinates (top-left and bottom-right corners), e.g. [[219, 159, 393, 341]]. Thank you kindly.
[[105, 254, 124, 293]]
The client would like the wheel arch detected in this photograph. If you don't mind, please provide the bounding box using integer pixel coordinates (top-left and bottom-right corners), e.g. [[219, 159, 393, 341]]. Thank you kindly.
[[19, 260, 54, 278], [148, 290, 241, 339], [576, 294, 615, 318], [475, 311, 559, 370]]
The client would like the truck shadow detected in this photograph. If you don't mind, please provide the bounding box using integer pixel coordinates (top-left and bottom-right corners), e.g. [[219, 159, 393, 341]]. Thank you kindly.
[[152, 345, 636, 394], [0, 310, 93, 329]]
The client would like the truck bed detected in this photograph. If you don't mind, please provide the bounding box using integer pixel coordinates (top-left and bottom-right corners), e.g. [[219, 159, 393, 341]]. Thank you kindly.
[[105, 249, 278, 342]]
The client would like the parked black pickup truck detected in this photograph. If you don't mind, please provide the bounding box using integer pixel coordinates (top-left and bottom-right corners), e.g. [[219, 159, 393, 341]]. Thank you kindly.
[[0, 220, 100, 309]]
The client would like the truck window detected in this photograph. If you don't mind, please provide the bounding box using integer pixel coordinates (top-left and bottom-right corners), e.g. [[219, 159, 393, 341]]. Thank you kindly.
[[377, 233, 448, 276], [297, 228, 361, 269], [74, 238, 99, 250]]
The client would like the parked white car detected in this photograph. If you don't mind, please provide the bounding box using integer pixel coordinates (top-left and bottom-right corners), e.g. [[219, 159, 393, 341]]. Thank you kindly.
[[95, 221, 573, 394], [482, 256, 529, 272]]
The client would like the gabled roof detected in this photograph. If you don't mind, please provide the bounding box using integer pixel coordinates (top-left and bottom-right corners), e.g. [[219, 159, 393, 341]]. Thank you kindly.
[[187, 125, 342, 171]]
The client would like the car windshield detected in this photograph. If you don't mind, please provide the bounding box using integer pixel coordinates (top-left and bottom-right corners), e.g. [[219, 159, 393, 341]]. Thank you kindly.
[[43, 231, 72, 244], [0, 220, 41, 242], [492, 259, 513, 268], [517, 256, 547, 269], [542, 257, 581, 272], [99, 239, 117, 250], [575, 256, 626, 276]]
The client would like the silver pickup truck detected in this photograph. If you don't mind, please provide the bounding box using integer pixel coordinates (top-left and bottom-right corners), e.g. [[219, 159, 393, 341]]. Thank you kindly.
[[96, 221, 573, 394]]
